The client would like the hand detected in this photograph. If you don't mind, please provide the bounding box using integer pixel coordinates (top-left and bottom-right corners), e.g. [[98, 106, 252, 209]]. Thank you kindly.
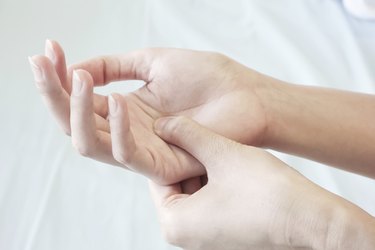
[[29, 40, 268, 184], [150, 116, 375, 250]]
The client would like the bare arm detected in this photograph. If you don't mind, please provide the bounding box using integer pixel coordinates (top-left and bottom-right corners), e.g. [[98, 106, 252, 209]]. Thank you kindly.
[[255, 75, 375, 178], [30, 41, 375, 179]]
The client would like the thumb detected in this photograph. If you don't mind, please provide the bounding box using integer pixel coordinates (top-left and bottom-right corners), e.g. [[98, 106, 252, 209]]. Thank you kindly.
[[154, 116, 236, 168]]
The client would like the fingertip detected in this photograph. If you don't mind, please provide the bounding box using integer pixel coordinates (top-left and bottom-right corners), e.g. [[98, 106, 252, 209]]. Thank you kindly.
[[30, 45, 72, 135], [108, 93, 128, 118], [154, 116, 233, 169], [45, 39, 56, 63], [28, 55, 55, 84], [45, 40, 70, 91], [74, 69, 94, 85], [28, 54, 40, 65], [71, 69, 94, 97], [154, 116, 178, 137], [29, 54, 59, 79], [29, 54, 50, 67], [71, 70, 82, 96], [108, 94, 118, 116], [28, 55, 42, 79], [45, 39, 65, 59], [110, 93, 123, 101]]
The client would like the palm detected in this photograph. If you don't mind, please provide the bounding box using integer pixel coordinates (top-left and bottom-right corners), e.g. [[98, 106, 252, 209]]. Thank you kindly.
[[118, 50, 266, 183], [31, 41, 265, 184]]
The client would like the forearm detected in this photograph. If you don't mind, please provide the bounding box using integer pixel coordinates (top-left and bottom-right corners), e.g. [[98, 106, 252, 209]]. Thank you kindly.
[[257, 75, 375, 178]]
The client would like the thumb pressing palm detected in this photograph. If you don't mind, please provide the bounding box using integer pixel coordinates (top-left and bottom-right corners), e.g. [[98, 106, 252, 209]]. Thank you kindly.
[[150, 116, 349, 250]]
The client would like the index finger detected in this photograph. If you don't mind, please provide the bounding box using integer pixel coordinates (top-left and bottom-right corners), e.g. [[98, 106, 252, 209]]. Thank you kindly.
[[67, 49, 155, 86]]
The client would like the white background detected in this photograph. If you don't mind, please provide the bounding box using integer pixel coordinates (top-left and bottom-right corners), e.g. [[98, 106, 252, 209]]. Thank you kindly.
[[0, 0, 374, 249]]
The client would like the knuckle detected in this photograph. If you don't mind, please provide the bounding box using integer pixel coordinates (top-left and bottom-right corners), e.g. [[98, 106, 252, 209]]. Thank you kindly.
[[168, 116, 189, 137], [99, 56, 110, 85]]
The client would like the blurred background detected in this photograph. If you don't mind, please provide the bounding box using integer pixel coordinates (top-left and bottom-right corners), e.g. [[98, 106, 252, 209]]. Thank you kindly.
[[0, 0, 374, 249]]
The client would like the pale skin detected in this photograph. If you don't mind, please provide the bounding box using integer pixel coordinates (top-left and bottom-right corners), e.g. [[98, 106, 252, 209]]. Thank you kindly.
[[29, 40, 266, 185], [29, 40, 375, 249], [152, 116, 375, 250]]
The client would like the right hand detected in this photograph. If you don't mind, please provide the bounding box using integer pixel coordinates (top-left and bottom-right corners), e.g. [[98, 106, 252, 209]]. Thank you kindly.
[[29, 40, 269, 184], [150, 116, 375, 250]]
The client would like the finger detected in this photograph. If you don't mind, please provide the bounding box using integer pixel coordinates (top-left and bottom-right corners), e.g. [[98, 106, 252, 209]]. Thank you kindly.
[[95, 114, 110, 133], [148, 180, 197, 248], [70, 69, 119, 166], [200, 175, 208, 187], [154, 116, 237, 169], [29, 55, 71, 135], [148, 180, 184, 209], [44, 40, 110, 118], [67, 49, 154, 86], [181, 177, 203, 195], [45, 39, 70, 93], [108, 94, 149, 172], [94, 94, 109, 118]]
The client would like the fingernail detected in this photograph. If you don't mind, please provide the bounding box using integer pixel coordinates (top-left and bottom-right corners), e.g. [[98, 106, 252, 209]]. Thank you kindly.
[[154, 117, 173, 135], [108, 95, 118, 116], [72, 70, 83, 96], [28, 56, 43, 82], [45, 39, 56, 63]]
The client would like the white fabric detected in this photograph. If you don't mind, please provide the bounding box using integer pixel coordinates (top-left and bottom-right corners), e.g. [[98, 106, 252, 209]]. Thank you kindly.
[[0, 0, 374, 250], [344, 0, 375, 19]]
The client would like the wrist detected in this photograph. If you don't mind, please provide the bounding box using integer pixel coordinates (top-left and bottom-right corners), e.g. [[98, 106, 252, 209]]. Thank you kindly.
[[325, 201, 375, 250], [231, 65, 272, 146], [250, 72, 287, 148], [283, 186, 375, 250], [253, 76, 308, 153]]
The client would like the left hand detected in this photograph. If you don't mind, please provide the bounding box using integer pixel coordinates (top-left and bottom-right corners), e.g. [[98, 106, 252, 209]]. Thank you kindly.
[[29, 40, 268, 184]]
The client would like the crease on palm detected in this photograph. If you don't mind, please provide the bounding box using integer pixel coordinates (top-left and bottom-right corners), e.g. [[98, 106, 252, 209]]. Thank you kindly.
[[89, 71, 259, 184], [92, 87, 206, 182], [40, 43, 252, 183]]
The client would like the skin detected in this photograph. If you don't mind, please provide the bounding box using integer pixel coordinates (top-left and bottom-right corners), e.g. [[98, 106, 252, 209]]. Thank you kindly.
[[261, 82, 375, 179], [29, 40, 375, 249], [29, 40, 266, 185], [29, 41, 375, 181], [151, 116, 375, 250]]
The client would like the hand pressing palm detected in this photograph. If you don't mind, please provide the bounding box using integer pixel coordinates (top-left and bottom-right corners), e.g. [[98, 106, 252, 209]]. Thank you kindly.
[[29, 40, 267, 184]]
